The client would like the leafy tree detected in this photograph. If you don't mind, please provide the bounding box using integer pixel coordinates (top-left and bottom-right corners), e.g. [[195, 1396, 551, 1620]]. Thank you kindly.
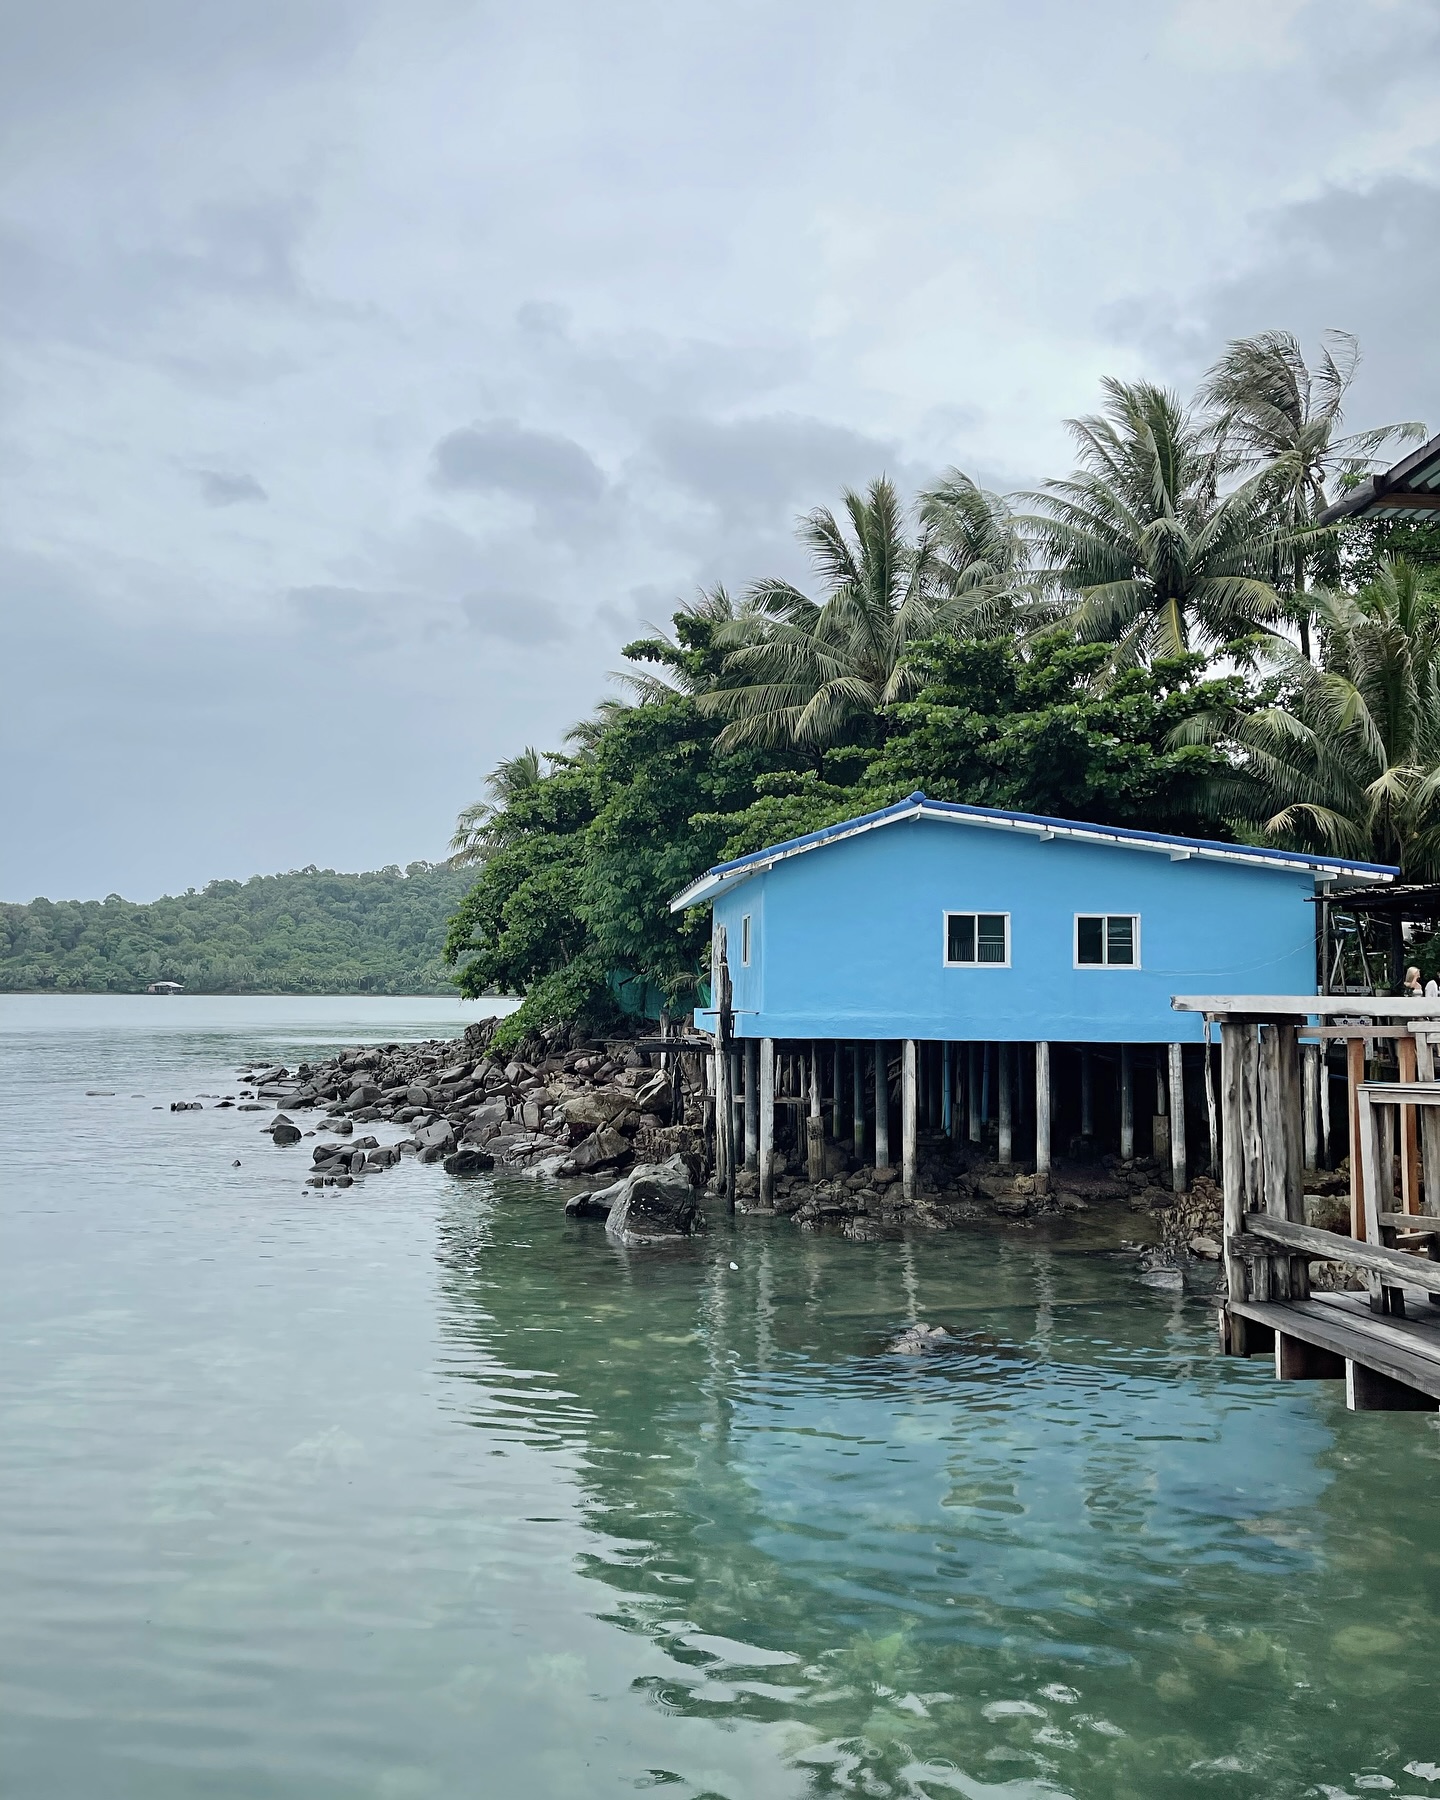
[[1023, 378, 1285, 669], [1178, 561, 1440, 875], [0, 865, 470, 994], [1200, 328, 1423, 657], [696, 477, 964, 752], [447, 747, 548, 866]]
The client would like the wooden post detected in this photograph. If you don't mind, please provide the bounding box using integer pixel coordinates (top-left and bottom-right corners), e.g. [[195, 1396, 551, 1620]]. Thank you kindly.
[[742, 1040, 759, 1170], [1416, 1034, 1440, 1214], [852, 1044, 865, 1157], [1348, 1036, 1366, 1239], [1257, 1021, 1305, 1300], [1319, 1043, 1331, 1169], [1119, 1044, 1134, 1161], [1302, 1041, 1319, 1171], [998, 1044, 1013, 1167], [1080, 1049, 1094, 1139], [758, 1038, 775, 1207], [942, 1042, 953, 1137], [874, 1042, 890, 1170], [902, 1040, 918, 1200], [1035, 1042, 1051, 1194], [832, 1045, 843, 1143], [1398, 1035, 1421, 1214], [714, 931, 736, 1211], [807, 1041, 824, 1183], [967, 1044, 980, 1144], [1203, 1022, 1219, 1177], [1220, 1020, 1252, 1336], [1167, 1042, 1186, 1193]]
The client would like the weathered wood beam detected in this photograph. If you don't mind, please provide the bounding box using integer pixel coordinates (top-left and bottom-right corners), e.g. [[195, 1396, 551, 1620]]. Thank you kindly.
[[1119, 1043, 1134, 1161], [1035, 1042, 1051, 1194], [1168, 1041, 1187, 1193], [1239, 1215, 1440, 1296], [997, 1045, 1013, 1168], [874, 1042, 890, 1170], [758, 1037, 775, 1207]]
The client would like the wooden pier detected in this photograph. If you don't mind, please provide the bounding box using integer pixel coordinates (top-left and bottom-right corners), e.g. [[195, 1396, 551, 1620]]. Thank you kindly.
[[1175, 996, 1440, 1412]]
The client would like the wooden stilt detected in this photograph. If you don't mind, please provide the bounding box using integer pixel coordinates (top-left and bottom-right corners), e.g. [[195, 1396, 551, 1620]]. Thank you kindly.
[[942, 1042, 953, 1136], [1302, 1041, 1319, 1171], [807, 1041, 824, 1183], [832, 1045, 843, 1143], [852, 1044, 865, 1157], [1319, 1044, 1332, 1170], [874, 1042, 890, 1169], [998, 1044, 1013, 1167], [1347, 1360, 1438, 1411], [1398, 1035, 1421, 1214], [967, 1044, 980, 1144], [1220, 1019, 1253, 1345], [1035, 1042, 1051, 1193], [1276, 1333, 1344, 1380], [902, 1040, 918, 1200], [758, 1038, 775, 1206], [744, 1039, 759, 1169], [1168, 1042, 1186, 1193], [1080, 1049, 1094, 1139], [1203, 1022, 1219, 1177], [1119, 1044, 1134, 1161], [1348, 1036, 1366, 1238], [713, 933, 736, 1211]]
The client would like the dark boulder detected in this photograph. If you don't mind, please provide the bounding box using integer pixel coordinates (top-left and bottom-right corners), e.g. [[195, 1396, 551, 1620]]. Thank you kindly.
[[604, 1156, 703, 1247], [271, 1121, 302, 1146], [569, 1125, 630, 1174], [442, 1147, 495, 1176]]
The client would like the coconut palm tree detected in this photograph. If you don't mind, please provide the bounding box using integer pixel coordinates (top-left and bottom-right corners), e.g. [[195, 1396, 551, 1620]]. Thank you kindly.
[[697, 476, 967, 751], [1200, 329, 1424, 658], [916, 469, 1033, 634], [1179, 561, 1440, 876], [446, 746, 547, 866], [1022, 378, 1287, 671]]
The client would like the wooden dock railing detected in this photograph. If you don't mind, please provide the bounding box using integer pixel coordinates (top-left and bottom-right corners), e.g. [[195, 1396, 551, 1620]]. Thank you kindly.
[[1173, 997, 1440, 1411]]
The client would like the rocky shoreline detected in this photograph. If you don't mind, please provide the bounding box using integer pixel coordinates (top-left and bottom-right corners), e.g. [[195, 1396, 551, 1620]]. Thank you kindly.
[[182, 1017, 1253, 1273]]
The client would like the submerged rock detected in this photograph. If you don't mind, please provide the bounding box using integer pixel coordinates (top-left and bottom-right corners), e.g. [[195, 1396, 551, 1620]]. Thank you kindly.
[[890, 1323, 951, 1355], [604, 1156, 703, 1247], [442, 1147, 495, 1176]]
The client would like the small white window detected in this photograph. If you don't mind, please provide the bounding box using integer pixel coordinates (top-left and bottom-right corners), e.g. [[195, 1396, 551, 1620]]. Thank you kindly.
[[944, 912, 1010, 967], [740, 914, 752, 966], [1075, 914, 1139, 967]]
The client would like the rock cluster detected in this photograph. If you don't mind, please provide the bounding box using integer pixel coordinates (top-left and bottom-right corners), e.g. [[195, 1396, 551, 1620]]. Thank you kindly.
[[562, 1155, 704, 1245], [238, 1017, 704, 1187]]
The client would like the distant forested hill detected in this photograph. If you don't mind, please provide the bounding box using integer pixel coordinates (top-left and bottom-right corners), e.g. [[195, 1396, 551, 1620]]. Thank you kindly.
[[0, 863, 475, 994]]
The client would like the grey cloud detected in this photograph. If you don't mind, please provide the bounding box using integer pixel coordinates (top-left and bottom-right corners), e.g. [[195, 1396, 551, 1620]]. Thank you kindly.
[[197, 469, 267, 507], [1099, 172, 1440, 431], [646, 412, 903, 521], [462, 588, 567, 647], [431, 420, 608, 509]]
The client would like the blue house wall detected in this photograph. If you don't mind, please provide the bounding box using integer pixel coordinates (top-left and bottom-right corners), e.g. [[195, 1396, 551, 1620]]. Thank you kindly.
[[706, 814, 1327, 1045]]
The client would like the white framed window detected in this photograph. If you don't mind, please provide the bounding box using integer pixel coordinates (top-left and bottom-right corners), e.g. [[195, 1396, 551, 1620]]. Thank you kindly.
[[740, 914, 752, 966], [944, 911, 1010, 967], [1075, 913, 1140, 967]]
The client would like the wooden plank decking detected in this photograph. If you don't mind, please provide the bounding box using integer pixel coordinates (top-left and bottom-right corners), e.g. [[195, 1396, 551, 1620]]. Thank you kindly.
[[1229, 1289, 1440, 1409]]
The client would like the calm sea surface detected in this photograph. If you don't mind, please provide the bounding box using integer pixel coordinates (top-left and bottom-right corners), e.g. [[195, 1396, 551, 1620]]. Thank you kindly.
[[3, 995, 1439, 1800]]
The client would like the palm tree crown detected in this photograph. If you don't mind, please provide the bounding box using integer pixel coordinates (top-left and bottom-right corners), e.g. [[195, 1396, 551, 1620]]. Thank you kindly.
[[447, 747, 547, 866], [698, 476, 971, 751], [1023, 378, 1285, 669]]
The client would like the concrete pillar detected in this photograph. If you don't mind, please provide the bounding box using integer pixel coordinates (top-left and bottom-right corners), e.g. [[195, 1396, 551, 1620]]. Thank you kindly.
[[998, 1044, 1013, 1166], [852, 1044, 865, 1157], [1035, 1041, 1051, 1193], [1168, 1041, 1187, 1193], [744, 1039, 759, 1169], [874, 1042, 890, 1169], [902, 1039, 918, 1201], [808, 1042, 824, 1182], [759, 1038, 775, 1206], [1120, 1044, 1134, 1161]]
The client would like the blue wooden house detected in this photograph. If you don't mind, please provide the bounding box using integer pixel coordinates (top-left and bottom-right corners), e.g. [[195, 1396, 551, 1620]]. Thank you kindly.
[[670, 793, 1395, 1202]]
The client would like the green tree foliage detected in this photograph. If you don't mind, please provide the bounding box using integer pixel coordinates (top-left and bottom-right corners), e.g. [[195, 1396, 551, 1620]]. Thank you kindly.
[[0, 864, 471, 994], [1180, 561, 1440, 876], [1022, 378, 1286, 669]]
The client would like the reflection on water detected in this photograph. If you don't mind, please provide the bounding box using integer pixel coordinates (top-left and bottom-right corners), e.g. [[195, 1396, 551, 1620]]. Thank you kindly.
[[3, 999, 1439, 1799]]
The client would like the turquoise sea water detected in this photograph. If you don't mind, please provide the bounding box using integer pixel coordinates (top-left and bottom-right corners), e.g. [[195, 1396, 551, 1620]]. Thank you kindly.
[[2, 996, 1439, 1799]]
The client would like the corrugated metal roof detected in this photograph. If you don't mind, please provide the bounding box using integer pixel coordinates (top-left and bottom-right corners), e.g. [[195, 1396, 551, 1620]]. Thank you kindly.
[[1319, 430, 1440, 524], [669, 792, 1398, 911]]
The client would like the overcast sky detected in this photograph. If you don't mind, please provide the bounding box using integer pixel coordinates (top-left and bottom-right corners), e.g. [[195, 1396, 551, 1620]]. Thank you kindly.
[[3, 0, 1438, 901]]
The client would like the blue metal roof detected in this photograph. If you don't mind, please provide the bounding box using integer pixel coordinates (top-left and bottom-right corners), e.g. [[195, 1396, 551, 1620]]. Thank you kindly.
[[669, 791, 1398, 911]]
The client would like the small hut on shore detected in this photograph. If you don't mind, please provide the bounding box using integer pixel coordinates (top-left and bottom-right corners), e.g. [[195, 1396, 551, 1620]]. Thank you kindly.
[[671, 792, 1392, 1205]]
